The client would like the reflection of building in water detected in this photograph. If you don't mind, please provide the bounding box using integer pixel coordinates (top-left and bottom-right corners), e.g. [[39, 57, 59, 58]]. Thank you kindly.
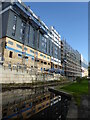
[[81, 55, 88, 77], [2, 90, 61, 120]]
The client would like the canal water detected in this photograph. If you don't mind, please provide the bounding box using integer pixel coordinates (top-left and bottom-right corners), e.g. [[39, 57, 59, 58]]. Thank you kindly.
[[2, 88, 71, 120]]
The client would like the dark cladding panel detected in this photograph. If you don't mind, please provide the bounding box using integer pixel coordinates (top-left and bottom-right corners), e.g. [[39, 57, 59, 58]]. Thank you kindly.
[[29, 25, 34, 47], [24, 23, 30, 45], [2, 2, 11, 10], [47, 38, 50, 56], [1, 10, 9, 38], [7, 10, 15, 38], [58, 47, 61, 61], [50, 40, 53, 57], [7, 10, 23, 43]]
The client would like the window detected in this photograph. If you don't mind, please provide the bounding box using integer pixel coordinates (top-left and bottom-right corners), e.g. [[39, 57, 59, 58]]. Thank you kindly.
[[49, 40, 50, 54], [16, 44, 22, 49], [24, 47, 27, 51], [24, 56, 28, 60], [20, 21, 26, 41], [27, 112, 31, 116], [28, 25, 30, 43], [9, 51, 13, 58], [43, 97, 46, 100], [40, 54, 43, 57], [18, 54, 22, 58], [35, 52, 38, 55], [48, 63, 50, 65], [30, 50, 34, 53], [37, 32, 40, 48], [46, 103, 49, 106], [12, 15, 17, 36], [32, 110, 35, 113], [32, 28, 36, 46], [52, 44, 53, 56], [32, 58, 34, 60], [29, 103, 32, 107], [44, 62, 47, 65], [8, 41, 13, 45], [3, 112, 7, 117], [41, 36, 47, 53], [47, 57, 49, 59], [38, 106, 41, 110], [41, 61, 43, 63], [42, 105, 45, 108], [22, 104, 25, 108], [35, 59, 39, 62]]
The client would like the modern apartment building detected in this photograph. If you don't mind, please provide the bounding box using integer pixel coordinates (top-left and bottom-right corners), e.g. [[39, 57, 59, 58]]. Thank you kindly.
[[0, 2, 62, 72], [0, 1, 87, 80], [61, 40, 81, 80]]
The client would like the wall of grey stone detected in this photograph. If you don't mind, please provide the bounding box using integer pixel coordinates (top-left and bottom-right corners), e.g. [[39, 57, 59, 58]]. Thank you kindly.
[[1, 10, 9, 38], [0, 64, 61, 84]]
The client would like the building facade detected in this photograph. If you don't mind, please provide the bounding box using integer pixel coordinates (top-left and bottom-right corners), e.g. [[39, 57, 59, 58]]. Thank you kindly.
[[0, 1, 87, 80], [61, 40, 81, 80], [0, 2, 62, 72]]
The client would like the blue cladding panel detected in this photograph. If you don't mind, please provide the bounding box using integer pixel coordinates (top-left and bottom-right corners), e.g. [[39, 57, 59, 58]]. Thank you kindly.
[[6, 46, 34, 58]]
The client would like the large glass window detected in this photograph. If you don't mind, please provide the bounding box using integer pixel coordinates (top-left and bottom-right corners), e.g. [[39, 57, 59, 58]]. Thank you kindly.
[[54, 45, 58, 58], [20, 21, 26, 42], [28, 25, 30, 43], [32, 29, 35, 46], [12, 15, 17, 36], [37, 32, 40, 48], [41, 36, 47, 53], [51, 43, 53, 56], [49, 40, 50, 54]]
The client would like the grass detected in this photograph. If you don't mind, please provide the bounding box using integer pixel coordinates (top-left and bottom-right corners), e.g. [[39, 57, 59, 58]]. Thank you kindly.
[[56, 79, 88, 105]]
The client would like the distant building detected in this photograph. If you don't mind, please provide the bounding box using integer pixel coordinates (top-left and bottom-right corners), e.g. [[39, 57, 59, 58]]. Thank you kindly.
[[81, 55, 88, 77], [61, 39, 81, 80]]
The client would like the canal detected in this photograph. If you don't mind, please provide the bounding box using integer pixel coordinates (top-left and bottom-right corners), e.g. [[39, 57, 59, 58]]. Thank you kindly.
[[1, 87, 72, 120]]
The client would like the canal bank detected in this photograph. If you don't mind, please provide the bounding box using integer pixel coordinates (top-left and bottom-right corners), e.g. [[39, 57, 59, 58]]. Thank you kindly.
[[66, 95, 89, 120], [56, 78, 89, 120]]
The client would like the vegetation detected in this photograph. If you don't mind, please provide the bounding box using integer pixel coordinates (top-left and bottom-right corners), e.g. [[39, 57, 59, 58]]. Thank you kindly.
[[57, 77, 88, 105]]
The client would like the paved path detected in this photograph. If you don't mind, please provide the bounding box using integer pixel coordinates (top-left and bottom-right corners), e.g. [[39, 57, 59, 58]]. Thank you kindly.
[[66, 98, 78, 119], [67, 95, 89, 120]]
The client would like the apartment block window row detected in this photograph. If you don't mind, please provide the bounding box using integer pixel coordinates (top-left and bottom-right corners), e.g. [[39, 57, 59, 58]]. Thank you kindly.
[[12, 15, 17, 36], [20, 21, 26, 42]]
